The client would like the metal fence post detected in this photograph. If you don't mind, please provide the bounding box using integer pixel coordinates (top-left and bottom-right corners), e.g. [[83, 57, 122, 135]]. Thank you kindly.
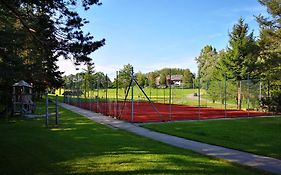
[[55, 95, 58, 125], [90, 77, 92, 111], [131, 67, 134, 122], [97, 78, 99, 113], [45, 89, 49, 127], [198, 74, 201, 120], [224, 74, 227, 118], [116, 71, 119, 117], [169, 69, 172, 121], [247, 72, 250, 117], [105, 74, 108, 115]]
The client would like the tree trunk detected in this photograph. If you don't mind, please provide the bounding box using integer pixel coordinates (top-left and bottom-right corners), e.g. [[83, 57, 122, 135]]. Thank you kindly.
[[237, 80, 242, 110]]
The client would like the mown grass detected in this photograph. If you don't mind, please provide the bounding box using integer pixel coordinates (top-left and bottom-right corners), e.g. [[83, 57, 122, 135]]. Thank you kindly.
[[143, 117, 281, 160], [0, 101, 272, 174]]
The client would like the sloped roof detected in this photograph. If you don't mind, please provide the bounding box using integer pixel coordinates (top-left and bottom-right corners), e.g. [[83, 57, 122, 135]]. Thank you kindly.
[[13, 80, 32, 88], [166, 75, 183, 81]]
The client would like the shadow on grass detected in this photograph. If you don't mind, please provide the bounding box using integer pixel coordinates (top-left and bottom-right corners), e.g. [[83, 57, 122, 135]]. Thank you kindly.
[[0, 107, 270, 175]]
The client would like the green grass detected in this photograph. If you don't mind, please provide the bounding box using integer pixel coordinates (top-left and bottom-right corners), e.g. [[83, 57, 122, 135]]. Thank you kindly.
[[55, 87, 248, 109], [56, 86, 262, 110], [143, 117, 281, 160], [0, 102, 271, 174]]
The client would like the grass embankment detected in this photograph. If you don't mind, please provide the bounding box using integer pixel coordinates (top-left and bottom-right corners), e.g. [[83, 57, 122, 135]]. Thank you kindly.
[[143, 117, 281, 159], [0, 101, 271, 174]]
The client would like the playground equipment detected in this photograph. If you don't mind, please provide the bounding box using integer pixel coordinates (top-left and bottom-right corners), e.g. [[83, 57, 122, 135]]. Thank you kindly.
[[12, 80, 35, 116]]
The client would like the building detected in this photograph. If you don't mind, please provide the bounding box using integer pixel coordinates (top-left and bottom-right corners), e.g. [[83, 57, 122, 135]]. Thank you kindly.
[[156, 74, 183, 87], [166, 75, 183, 86]]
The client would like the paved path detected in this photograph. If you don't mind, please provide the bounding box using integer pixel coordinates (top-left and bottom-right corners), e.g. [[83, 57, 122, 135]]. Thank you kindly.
[[60, 103, 281, 175]]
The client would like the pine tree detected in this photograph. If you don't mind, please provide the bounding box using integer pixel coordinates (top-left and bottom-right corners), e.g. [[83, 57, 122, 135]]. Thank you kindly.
[[221, 18, 259, 109], [256, 0, 281, 94]]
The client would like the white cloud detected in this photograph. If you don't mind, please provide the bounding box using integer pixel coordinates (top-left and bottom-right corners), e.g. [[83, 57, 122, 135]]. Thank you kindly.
[[57, 57, 87, 75]]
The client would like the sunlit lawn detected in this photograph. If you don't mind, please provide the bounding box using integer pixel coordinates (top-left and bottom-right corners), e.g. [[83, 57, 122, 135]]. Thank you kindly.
[[55, 87, 241, 109], [0, 101, 272, 174], [143, 117, 281, 160]]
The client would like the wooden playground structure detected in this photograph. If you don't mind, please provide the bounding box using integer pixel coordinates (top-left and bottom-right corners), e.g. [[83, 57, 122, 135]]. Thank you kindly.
[[12, 80, 35, 116]]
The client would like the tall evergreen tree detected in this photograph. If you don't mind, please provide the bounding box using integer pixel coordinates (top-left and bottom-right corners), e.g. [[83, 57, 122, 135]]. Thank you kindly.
[[195, 45, 218, 82], [82, 62, 95, 98], [118, 64, 133, 94], [256, 0, 281, 93], [256, 0, 281, 111], [221, 18, 259, 109]]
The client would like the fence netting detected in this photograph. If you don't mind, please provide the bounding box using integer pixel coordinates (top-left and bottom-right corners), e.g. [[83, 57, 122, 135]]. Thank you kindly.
[[61, 68, 272, 123]]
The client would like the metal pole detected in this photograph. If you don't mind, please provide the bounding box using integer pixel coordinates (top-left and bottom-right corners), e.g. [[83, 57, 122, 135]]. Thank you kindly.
[[90, 77, 92, 111], [169, 69, 172, 121], [206, 82, 208, 107], [149, 86, 151, 99], [247, 72, 250, 117], [259, 80, 262, 101], [224, 74, 227, 118], [182, 81, 184, 104], [45, 89, 49, 127], [105, 74, 108, 115], [131, 67, 134, 122], [55, 95, 58, 125], [198, 74, 201, 120], [119, 78, 133, 118], [116, 71, 119, 117], [76, 74, 79, 106], [156, 87, 158, 103], [163, 88, 166, 104], [134, 80, 163, 120], [97, 79, 99, 113]]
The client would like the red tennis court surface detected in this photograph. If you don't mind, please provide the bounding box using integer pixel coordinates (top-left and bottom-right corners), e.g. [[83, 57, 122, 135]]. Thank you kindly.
[[69, 101, 271, 123]]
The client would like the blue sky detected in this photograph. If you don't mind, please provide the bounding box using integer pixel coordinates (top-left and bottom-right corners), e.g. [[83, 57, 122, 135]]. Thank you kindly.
[[57, 0, 267, 79]]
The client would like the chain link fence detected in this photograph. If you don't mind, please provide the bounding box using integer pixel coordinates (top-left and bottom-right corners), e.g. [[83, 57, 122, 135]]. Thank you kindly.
[[60, 67, 273, 122]]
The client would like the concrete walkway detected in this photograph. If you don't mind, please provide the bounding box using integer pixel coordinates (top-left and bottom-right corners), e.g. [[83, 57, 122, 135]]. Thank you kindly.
[[60, 103, 281, 175]]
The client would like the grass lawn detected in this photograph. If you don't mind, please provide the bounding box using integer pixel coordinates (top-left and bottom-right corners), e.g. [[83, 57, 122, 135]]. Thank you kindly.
[[143, 117, 281, 160], [0, 102, 272, 174], [54, 87, 240, 109]]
